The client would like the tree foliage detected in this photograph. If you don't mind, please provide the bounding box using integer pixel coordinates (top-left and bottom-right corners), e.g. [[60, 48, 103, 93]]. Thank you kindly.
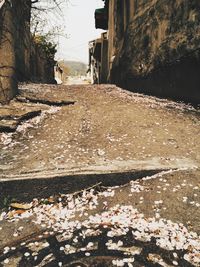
[[30, 0, 68, 52], [34, 35, 57, 58]]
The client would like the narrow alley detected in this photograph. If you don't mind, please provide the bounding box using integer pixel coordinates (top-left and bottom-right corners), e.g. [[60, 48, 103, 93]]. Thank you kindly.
[[1, 0, 200, 266]]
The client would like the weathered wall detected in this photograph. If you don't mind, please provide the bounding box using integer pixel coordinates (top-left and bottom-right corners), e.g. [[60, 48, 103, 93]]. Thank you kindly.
[[88, 32, 108, 84], [109, 0, 200, 103], [14, 0, 32, 82], [30, 41, 56, 84], [100, 32, 109, 83], [0, 0, 18, 104], [0, 0, 56, 104]]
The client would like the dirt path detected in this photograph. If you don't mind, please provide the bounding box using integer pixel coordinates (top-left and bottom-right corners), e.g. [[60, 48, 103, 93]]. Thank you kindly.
[[0, 84, 199, 179], [0, 169, 200, 266], [0, 84, 199, 266]]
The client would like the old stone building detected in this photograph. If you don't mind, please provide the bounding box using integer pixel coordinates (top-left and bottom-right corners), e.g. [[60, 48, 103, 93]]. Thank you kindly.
[[88, 32, 108, 84], [91, 0, 200, 103]]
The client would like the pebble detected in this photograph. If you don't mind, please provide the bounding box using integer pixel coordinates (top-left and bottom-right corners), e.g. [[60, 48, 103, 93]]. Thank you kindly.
[[4, 259, 9, 264], [24, 252, 30, 257]]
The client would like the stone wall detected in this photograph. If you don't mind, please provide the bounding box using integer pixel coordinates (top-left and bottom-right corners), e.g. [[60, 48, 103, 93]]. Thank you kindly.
[[0, 0, 56, 104], [108, 0, 200, 103], [0, 0, 18, 104], [14, 0, 32, 82], [30, 39, 56, 84]]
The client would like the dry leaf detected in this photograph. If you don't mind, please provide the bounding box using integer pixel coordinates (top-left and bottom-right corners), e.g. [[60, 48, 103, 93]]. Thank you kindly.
[[10, 203, 32, 210], [48, 197, 55, 203], [7, 209, 26, 218]]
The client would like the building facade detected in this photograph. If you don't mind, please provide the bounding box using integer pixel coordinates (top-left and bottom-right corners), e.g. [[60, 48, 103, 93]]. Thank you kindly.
[[88, 32, 108, 84], [90, 0, 200, 103]]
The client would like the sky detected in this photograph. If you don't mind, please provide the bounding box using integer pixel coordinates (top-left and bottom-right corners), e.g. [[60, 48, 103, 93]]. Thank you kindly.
[[55, 0, 104, 64]]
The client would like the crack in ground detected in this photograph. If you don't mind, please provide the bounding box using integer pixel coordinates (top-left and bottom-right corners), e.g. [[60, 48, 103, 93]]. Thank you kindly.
[[16, 96, 75, 107]]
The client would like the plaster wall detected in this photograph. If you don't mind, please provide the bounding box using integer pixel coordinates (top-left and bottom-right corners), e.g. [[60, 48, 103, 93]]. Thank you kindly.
[[108, 0, 200, 103]]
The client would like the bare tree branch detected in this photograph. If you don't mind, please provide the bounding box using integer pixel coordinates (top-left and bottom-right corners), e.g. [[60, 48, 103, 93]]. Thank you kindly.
[[30, 0, 69, 46]]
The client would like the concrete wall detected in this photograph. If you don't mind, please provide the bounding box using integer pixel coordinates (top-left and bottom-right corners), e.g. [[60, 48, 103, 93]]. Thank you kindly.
[[108, 0, 200, 103]]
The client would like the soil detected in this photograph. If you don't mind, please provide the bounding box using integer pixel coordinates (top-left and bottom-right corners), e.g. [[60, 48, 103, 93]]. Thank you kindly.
[[0, 84, 199, 178], [0, 84, 200, 267]]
